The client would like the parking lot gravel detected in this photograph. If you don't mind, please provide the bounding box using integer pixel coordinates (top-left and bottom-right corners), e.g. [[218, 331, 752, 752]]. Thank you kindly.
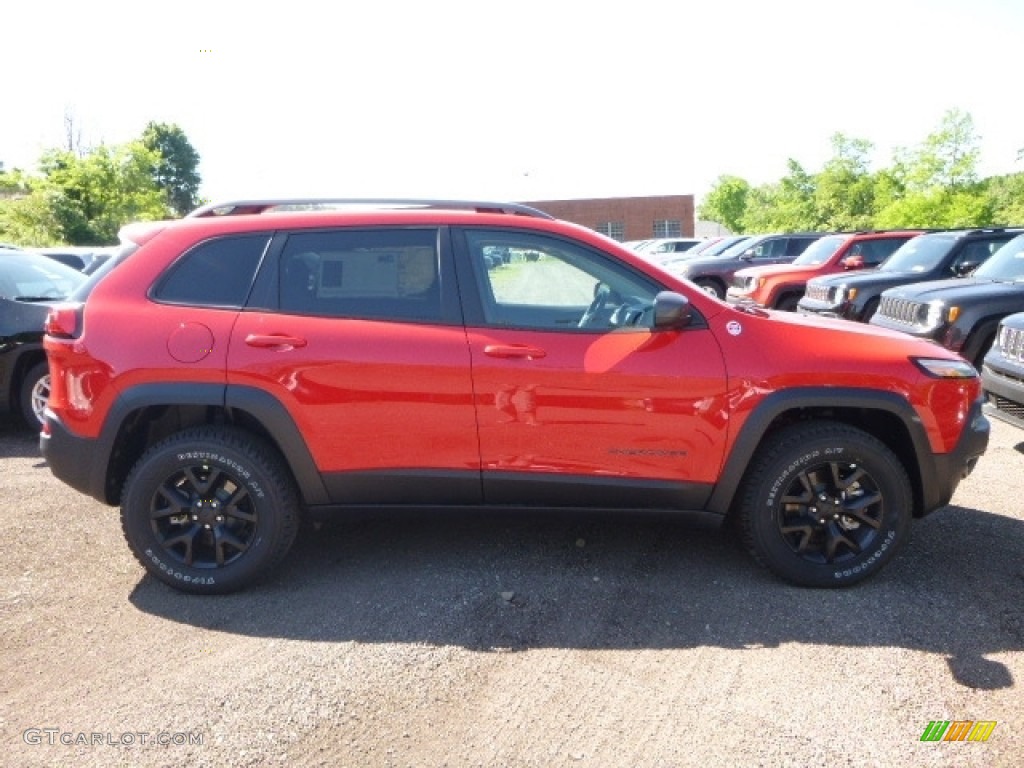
[[1, 417, 1021, 767]]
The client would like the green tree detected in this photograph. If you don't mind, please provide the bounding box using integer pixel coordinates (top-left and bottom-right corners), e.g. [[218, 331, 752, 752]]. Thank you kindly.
[[814, 134, 876, 230], [697, 175, 750, 233], [142, 121, 202, 216], [0, 142, 167, 245], [740, 160, 818, 232], [984, 172, 1024, 225]]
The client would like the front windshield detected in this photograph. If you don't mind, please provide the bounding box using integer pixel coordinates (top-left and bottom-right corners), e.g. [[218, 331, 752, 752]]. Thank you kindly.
[[791, 235, 844, 266], [973, 234, 1024, 281], [880, 234, 957, 272]]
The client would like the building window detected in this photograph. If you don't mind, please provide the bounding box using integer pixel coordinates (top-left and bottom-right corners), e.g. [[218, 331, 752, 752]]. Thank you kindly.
[[653, 220, 681, 237], [595, 221, 625, 241]]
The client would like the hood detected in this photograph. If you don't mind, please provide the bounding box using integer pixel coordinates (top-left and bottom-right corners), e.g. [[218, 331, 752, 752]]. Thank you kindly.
[[808, 268, 920, 290], [883, 277, 1023, 304]]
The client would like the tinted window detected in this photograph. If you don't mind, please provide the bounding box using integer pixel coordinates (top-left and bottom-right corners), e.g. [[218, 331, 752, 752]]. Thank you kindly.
[[953, 236, 1014, 275], [155, 235, 269, 307], [278, 229, 441, 322], [850, 236, 916, 267], [786, 237, 819, 256], [465, 229, 660, 332]]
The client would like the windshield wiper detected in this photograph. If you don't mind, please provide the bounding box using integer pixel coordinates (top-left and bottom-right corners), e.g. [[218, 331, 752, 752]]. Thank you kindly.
[[14, 295, 64, 302]]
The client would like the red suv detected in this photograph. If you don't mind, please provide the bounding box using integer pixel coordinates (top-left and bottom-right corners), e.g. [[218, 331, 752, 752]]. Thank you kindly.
[[41, 200, 988, 593], [726, 231, 924, 311]]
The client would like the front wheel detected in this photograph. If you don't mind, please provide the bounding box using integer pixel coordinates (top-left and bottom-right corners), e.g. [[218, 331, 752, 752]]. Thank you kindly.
[[736, 422, 912, 587], [120, 427, 300, 594], [695, 279, 724, 299]]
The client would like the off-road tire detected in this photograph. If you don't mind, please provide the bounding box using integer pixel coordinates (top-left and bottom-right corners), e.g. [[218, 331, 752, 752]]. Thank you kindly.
[[736, 421, 912, 587], [120, 427, 300, 594]]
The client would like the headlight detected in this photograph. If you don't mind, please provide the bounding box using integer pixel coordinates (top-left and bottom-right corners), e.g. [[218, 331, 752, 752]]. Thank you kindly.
[[912, 357, 977, 378], [924, 301, 945, 328], [834, 285, 857, 302]]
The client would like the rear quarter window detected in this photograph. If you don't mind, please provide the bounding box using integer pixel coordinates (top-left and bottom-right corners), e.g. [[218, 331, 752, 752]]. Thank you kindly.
[[153, 234, 270, 307]]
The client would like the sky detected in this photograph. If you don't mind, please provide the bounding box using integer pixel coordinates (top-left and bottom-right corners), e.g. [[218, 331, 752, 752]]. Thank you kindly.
[[3, 0, 1022, 207]]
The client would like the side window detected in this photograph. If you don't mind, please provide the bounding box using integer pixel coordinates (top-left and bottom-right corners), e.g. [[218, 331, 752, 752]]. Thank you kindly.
[[755, 238, 784, 259], [787, 237, 815, 257], [863, 237, 908, 266], [278, 228, 441, 322], [464, 229, 660, 332], [153, 235, 269, 307], [950, 239, 1002, 274]]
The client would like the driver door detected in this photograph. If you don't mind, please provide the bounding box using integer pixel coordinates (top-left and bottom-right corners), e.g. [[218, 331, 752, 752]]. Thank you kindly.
[[454, 228, 729, 508]]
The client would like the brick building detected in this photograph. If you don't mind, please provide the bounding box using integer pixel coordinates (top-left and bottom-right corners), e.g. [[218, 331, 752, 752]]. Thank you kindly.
[[520, 195, 695, 242]]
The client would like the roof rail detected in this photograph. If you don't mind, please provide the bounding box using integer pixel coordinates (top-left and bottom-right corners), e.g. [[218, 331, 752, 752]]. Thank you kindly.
[[186, 198, 554, 220]]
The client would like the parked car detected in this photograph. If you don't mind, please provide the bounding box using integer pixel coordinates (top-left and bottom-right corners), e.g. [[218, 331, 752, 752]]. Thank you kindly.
[[634, 237, 706, 263], [670, 232, 828, 299], [0, 249, 86, 427], [662, 235, 752, 268], [40, 198, 987, 593], [727, 231, 924, 311], [31, 246, 118, 274], [798, 229, 1021, 323], [870, 233, 1024, 367], [980, 311, 1024, 429]]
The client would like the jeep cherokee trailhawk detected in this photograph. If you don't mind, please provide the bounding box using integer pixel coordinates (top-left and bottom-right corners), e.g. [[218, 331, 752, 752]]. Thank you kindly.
[[41, 199, 989, 593]]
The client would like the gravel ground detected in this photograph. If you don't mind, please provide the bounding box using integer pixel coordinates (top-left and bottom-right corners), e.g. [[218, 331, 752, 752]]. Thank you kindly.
[[1, 416, 1021, 767]]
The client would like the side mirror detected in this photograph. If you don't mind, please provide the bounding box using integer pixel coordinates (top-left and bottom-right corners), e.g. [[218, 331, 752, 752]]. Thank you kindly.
[[954, 260, 980, 276], [654, 291, 693, 329]]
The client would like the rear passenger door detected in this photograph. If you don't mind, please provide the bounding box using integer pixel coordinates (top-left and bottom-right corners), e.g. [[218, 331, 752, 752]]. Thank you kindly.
[[228, 227, 482, 505]]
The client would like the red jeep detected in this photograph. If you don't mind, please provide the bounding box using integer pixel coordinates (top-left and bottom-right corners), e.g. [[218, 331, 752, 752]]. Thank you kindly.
[[41, 200, 987, 593], [726, 231, 924, 311]]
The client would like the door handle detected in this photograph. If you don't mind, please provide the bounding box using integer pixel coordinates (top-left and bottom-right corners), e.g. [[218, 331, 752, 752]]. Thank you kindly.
[[244, 333, 308, 349], [483, 344, 547, 360]]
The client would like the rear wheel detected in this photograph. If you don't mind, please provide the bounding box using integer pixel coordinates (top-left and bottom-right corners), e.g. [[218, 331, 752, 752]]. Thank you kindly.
[[120, 427, 300, 594], [736, 421, 912, 587], [18, 361, 50, 429]]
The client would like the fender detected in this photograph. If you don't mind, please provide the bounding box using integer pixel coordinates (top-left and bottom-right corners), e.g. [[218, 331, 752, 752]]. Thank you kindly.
[[83, 383, 327, 505], [706, 387, 935, 516]]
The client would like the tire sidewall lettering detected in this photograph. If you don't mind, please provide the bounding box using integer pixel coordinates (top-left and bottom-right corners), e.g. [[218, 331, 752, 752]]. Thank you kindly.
[[833, 530, 896, 580], [174, 451, 266, 499], [143, 548, 216, 585]]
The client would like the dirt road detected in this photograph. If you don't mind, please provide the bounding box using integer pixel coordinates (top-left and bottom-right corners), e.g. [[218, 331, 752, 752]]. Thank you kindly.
[[1, 418, 1021, 767]]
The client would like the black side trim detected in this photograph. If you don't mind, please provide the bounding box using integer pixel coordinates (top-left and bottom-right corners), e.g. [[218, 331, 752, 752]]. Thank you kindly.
[[483, 471, 713, 510], [706, 387, 941, 516], [321, 469, 483, 505]]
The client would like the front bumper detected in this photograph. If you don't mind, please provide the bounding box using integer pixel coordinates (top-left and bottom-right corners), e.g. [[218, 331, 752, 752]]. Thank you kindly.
[[918, 395, 989, 515], [981, 363, 1024, 430], [724, 289, 757, 307]]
